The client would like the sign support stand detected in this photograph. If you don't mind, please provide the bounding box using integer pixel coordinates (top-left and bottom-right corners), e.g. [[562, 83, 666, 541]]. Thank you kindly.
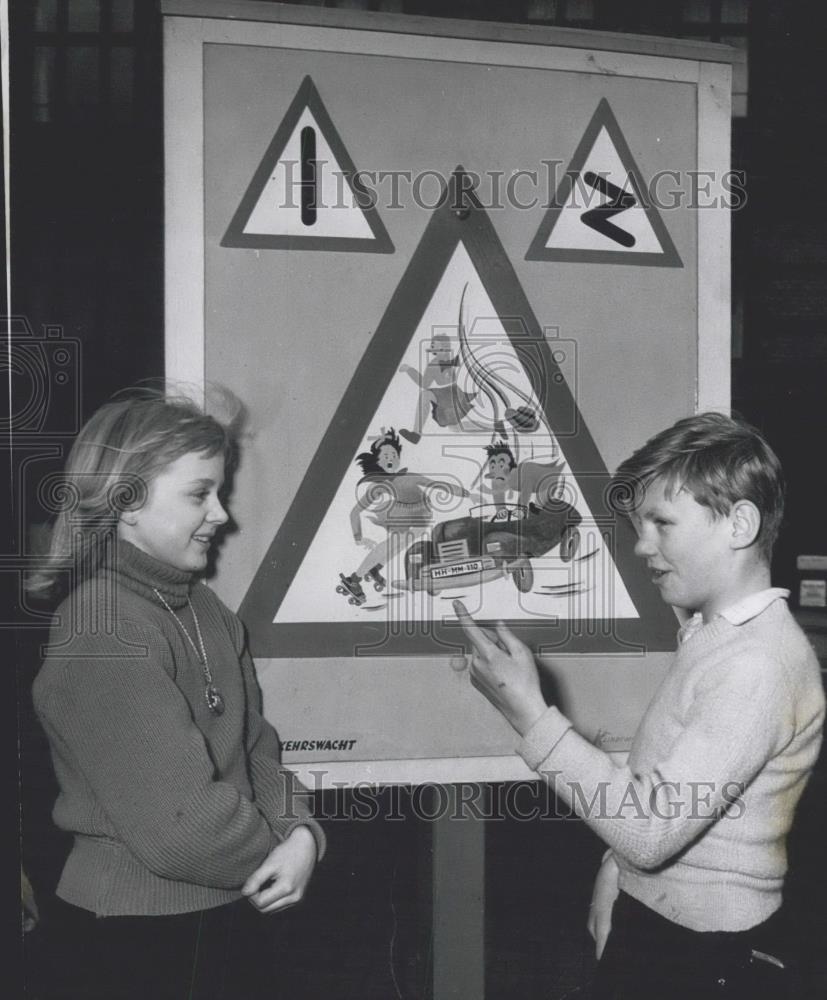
[[431, 786, 487, 999]]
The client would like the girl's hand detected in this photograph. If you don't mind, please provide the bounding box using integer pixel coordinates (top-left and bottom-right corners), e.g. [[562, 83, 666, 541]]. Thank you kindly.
[[587, 852, 620, 960], [242, 826, 317, 914], [453, 600, 547, 737]]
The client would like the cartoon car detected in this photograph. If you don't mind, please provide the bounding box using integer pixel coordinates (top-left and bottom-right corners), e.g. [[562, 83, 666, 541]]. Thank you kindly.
[[403, 501, 582, 595]]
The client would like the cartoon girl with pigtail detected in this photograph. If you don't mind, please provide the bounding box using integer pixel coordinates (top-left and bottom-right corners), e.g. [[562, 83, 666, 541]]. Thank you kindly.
[[336, 428, 468, 604]]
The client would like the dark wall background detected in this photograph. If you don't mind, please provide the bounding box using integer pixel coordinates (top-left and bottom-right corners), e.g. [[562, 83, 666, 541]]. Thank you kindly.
[[12, 2, 827, 998]]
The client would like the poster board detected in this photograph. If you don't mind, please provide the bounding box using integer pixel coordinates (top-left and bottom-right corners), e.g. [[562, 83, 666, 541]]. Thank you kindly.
[[162, 1, 736, 785]]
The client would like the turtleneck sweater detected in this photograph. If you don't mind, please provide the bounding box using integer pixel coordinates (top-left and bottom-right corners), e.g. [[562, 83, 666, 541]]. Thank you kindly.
[[33, 540, 325, 917], [517, 594, 824, 932]]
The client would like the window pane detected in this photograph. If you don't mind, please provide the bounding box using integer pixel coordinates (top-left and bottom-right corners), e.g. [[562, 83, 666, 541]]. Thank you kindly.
[[110, 47, 135, 106], [720, 34, 748, 50], [111, 0, 135, 32], [526, 1, 558, 20], [33, 46, 56, 122], [721, 0, 748, 23], [682, 0, 711, 23], [34, 0, 58, 32], [66, 47, 100, 105], [567, 0, 594, 22], [68, 0, 100, 32]]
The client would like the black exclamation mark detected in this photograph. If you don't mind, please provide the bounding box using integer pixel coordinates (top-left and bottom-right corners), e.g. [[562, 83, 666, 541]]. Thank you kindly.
[[301, 126, 317, 227]]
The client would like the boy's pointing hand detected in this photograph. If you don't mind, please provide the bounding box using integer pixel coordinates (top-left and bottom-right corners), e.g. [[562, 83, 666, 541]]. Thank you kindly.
[[453, 600, 548, 737]]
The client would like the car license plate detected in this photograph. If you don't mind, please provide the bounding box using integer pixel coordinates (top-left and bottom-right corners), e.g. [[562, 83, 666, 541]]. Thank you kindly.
[[431, 560, 485, 579]]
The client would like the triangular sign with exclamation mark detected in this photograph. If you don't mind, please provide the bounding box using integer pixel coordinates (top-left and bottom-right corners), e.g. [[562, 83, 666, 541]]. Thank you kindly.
[[222, 75, 394, 253]]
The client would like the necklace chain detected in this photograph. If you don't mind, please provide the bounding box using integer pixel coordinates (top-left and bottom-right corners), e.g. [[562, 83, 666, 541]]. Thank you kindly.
[[152, 588, 224, 715]]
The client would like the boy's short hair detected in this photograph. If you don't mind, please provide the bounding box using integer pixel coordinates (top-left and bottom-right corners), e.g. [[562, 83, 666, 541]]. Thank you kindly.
[[612, 411, 785, 559], [486, 442, 516, 469]]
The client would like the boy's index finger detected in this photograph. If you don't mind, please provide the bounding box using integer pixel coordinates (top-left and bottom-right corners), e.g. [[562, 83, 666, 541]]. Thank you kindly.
[[452, 600, 495, 653]]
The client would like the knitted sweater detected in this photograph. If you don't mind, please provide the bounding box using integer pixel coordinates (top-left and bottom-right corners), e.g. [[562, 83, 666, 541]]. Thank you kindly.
[[518, 593, 824, 932], [33, 541, 325, 917]]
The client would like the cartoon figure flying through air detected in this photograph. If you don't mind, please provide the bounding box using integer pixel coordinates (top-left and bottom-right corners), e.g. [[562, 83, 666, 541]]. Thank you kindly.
[[397, 333, 477, 444], [336, 428, 469, 605]]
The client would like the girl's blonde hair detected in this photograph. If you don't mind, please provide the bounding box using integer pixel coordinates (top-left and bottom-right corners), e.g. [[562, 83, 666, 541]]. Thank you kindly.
[[29, 387, 242, 595]]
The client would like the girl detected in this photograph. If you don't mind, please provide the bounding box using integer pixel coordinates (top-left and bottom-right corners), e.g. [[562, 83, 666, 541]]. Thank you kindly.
[[30, 391, 325, 1000]]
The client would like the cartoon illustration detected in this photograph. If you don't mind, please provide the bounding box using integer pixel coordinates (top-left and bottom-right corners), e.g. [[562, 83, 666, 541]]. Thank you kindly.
[[397, 284, 547, 447], [269, 240, 640, 632], [397, 332, 478, 444], [336, 428, 469, 604], [472, 440, 566, 512], [456, 283, 542, 439], [403, 498, 582, 597], [339, 283, 573, 605]]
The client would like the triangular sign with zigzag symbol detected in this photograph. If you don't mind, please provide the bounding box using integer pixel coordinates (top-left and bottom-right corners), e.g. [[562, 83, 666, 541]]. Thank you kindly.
[[526, 98, 682, 267]]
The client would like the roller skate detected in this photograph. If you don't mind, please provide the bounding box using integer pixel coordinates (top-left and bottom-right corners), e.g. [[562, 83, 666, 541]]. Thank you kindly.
[[336, 573, 367, 606], [364, 565, 386, 592]]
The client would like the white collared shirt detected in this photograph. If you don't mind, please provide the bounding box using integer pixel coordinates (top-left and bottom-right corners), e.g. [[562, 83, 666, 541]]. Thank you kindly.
[[678, 588, 790, 644]]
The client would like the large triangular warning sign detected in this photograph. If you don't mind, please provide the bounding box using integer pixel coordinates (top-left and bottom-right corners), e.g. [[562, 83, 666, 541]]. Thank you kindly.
[[239, 171, 677, 657], [526, 99, 682, 267], [222, 76, 393, 253]]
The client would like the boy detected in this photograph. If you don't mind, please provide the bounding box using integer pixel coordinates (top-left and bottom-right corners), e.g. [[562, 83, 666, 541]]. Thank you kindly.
[[455, 412, 824, 999]]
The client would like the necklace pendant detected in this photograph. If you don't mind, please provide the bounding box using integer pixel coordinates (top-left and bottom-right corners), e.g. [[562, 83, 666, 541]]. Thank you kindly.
[[205, 684, 225, 716]]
